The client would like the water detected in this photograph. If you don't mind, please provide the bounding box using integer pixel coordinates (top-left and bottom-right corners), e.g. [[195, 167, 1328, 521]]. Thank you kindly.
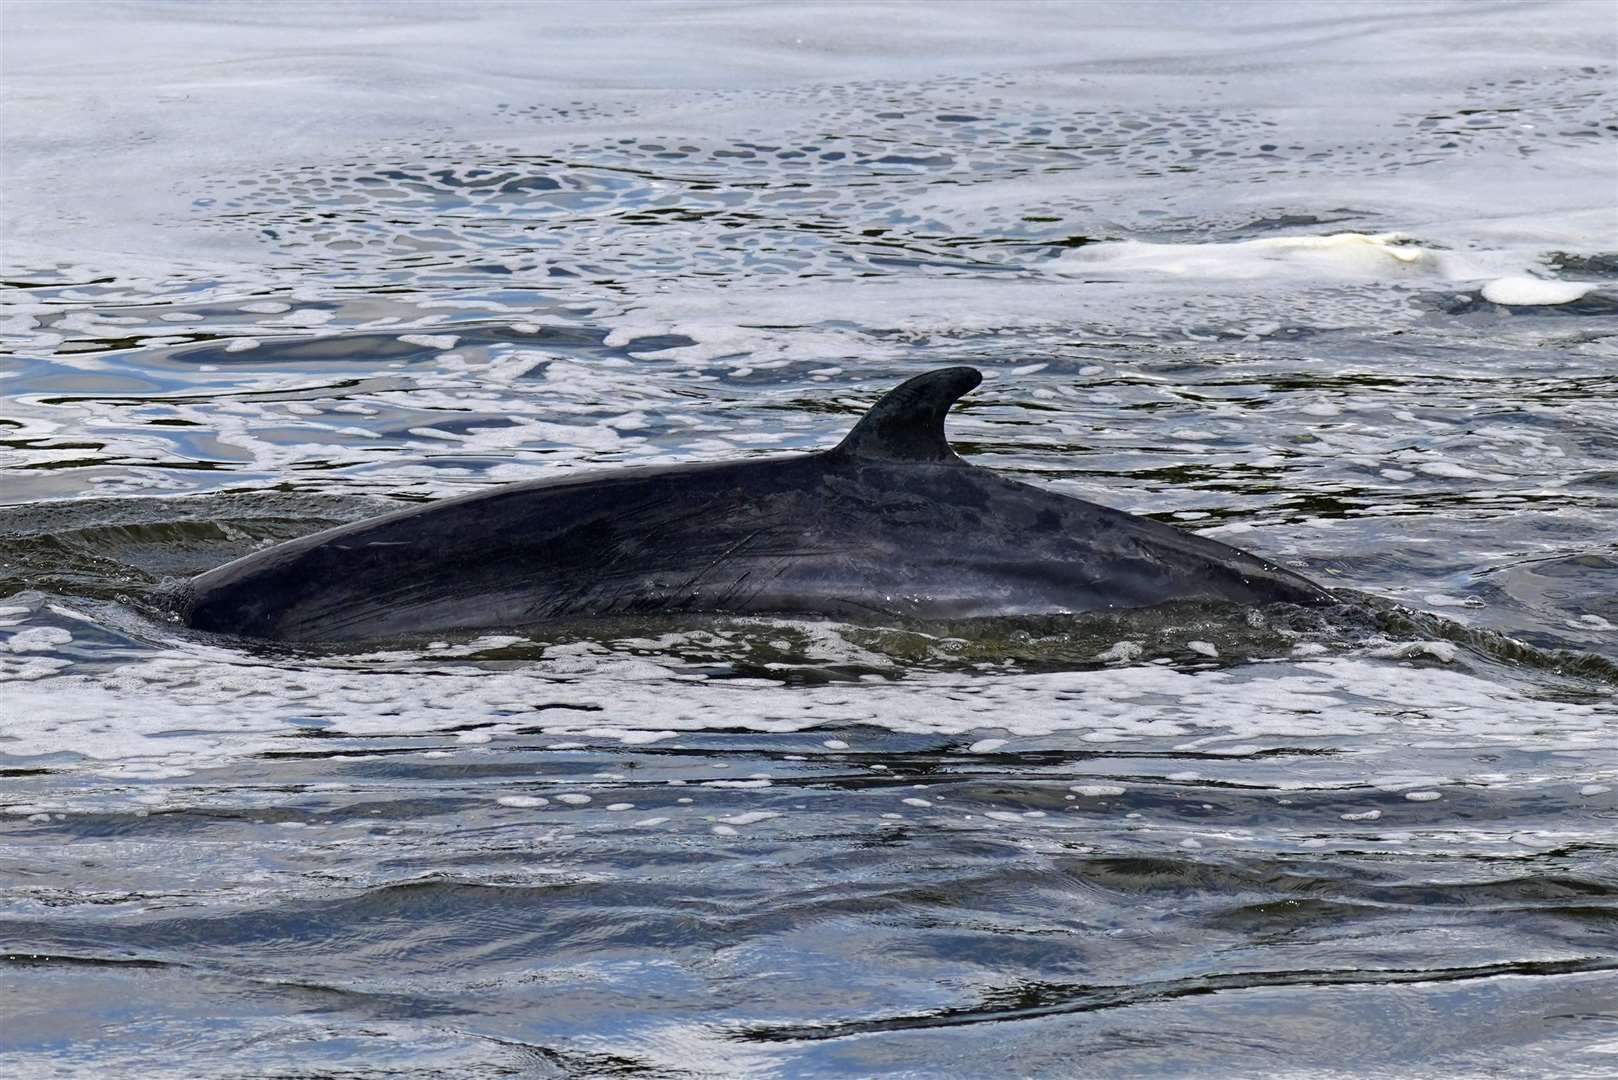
[[2, 2, 1615, 1075]]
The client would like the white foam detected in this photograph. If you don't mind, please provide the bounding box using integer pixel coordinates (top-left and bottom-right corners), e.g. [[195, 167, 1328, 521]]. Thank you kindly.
[[397, 334, 461, 350], [1423, 594, 1484, 609], [1054, 233, 1451, 283], [1480, 277, 1596, 305], [1368, 641, 1459, 664], [5, 627, 72, 653], [496, 795, 548, 808], [3, 644, 1594, 783], [579, 728, 678, 745], [1096, 641, 1144, 664], [717, 811, 781, 827]]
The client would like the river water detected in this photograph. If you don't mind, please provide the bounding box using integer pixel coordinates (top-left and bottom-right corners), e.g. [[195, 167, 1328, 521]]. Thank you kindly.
[[2, 3, 1615, 1076]]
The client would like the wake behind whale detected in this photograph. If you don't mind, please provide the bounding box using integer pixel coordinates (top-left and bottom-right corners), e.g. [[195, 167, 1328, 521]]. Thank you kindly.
[[178, 367, 1330, 642]]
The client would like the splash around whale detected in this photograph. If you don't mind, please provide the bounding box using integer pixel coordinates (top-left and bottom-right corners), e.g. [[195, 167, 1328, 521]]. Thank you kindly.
[[178, 367, 1330, 642]]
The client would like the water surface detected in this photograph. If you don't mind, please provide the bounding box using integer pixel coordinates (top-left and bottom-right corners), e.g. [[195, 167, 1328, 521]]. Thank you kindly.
[[2, 3, 1615, 1076]]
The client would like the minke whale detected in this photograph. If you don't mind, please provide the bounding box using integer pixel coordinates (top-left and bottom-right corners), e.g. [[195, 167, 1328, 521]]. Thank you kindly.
[[179, 366, 1330, 642]]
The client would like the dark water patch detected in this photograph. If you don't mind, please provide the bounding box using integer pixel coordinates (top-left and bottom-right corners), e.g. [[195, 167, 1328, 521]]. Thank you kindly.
[[734, 957, 1618, 1040], [1064, 856, 1618, 907], [1548, 251, 1618, 279], [0, 875, 755, 968], [27, 797, 495, 840], [1423, 287, 1618, 319], [31, 373, 421, 408], [163, 320, 694, 369], [1230, 210, 1369, 236], [0, 492, 388, 599], [2, 952, 177, 970], [1364, 597, 1618, 684]]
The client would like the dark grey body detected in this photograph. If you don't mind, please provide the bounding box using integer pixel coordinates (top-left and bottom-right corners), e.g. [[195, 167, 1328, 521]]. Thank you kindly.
[[180, 367, 1329, 641]]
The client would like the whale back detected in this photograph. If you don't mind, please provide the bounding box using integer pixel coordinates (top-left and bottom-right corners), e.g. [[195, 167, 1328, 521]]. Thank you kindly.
[[178, 365, 1331, 641]]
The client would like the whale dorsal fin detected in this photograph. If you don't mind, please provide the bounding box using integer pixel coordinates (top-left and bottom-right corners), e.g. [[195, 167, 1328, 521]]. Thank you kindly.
[[832, 366, 982, 464]]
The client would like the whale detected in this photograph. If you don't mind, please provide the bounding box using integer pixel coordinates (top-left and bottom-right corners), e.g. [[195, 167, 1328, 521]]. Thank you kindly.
[[178, 366, 1330, 642]]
